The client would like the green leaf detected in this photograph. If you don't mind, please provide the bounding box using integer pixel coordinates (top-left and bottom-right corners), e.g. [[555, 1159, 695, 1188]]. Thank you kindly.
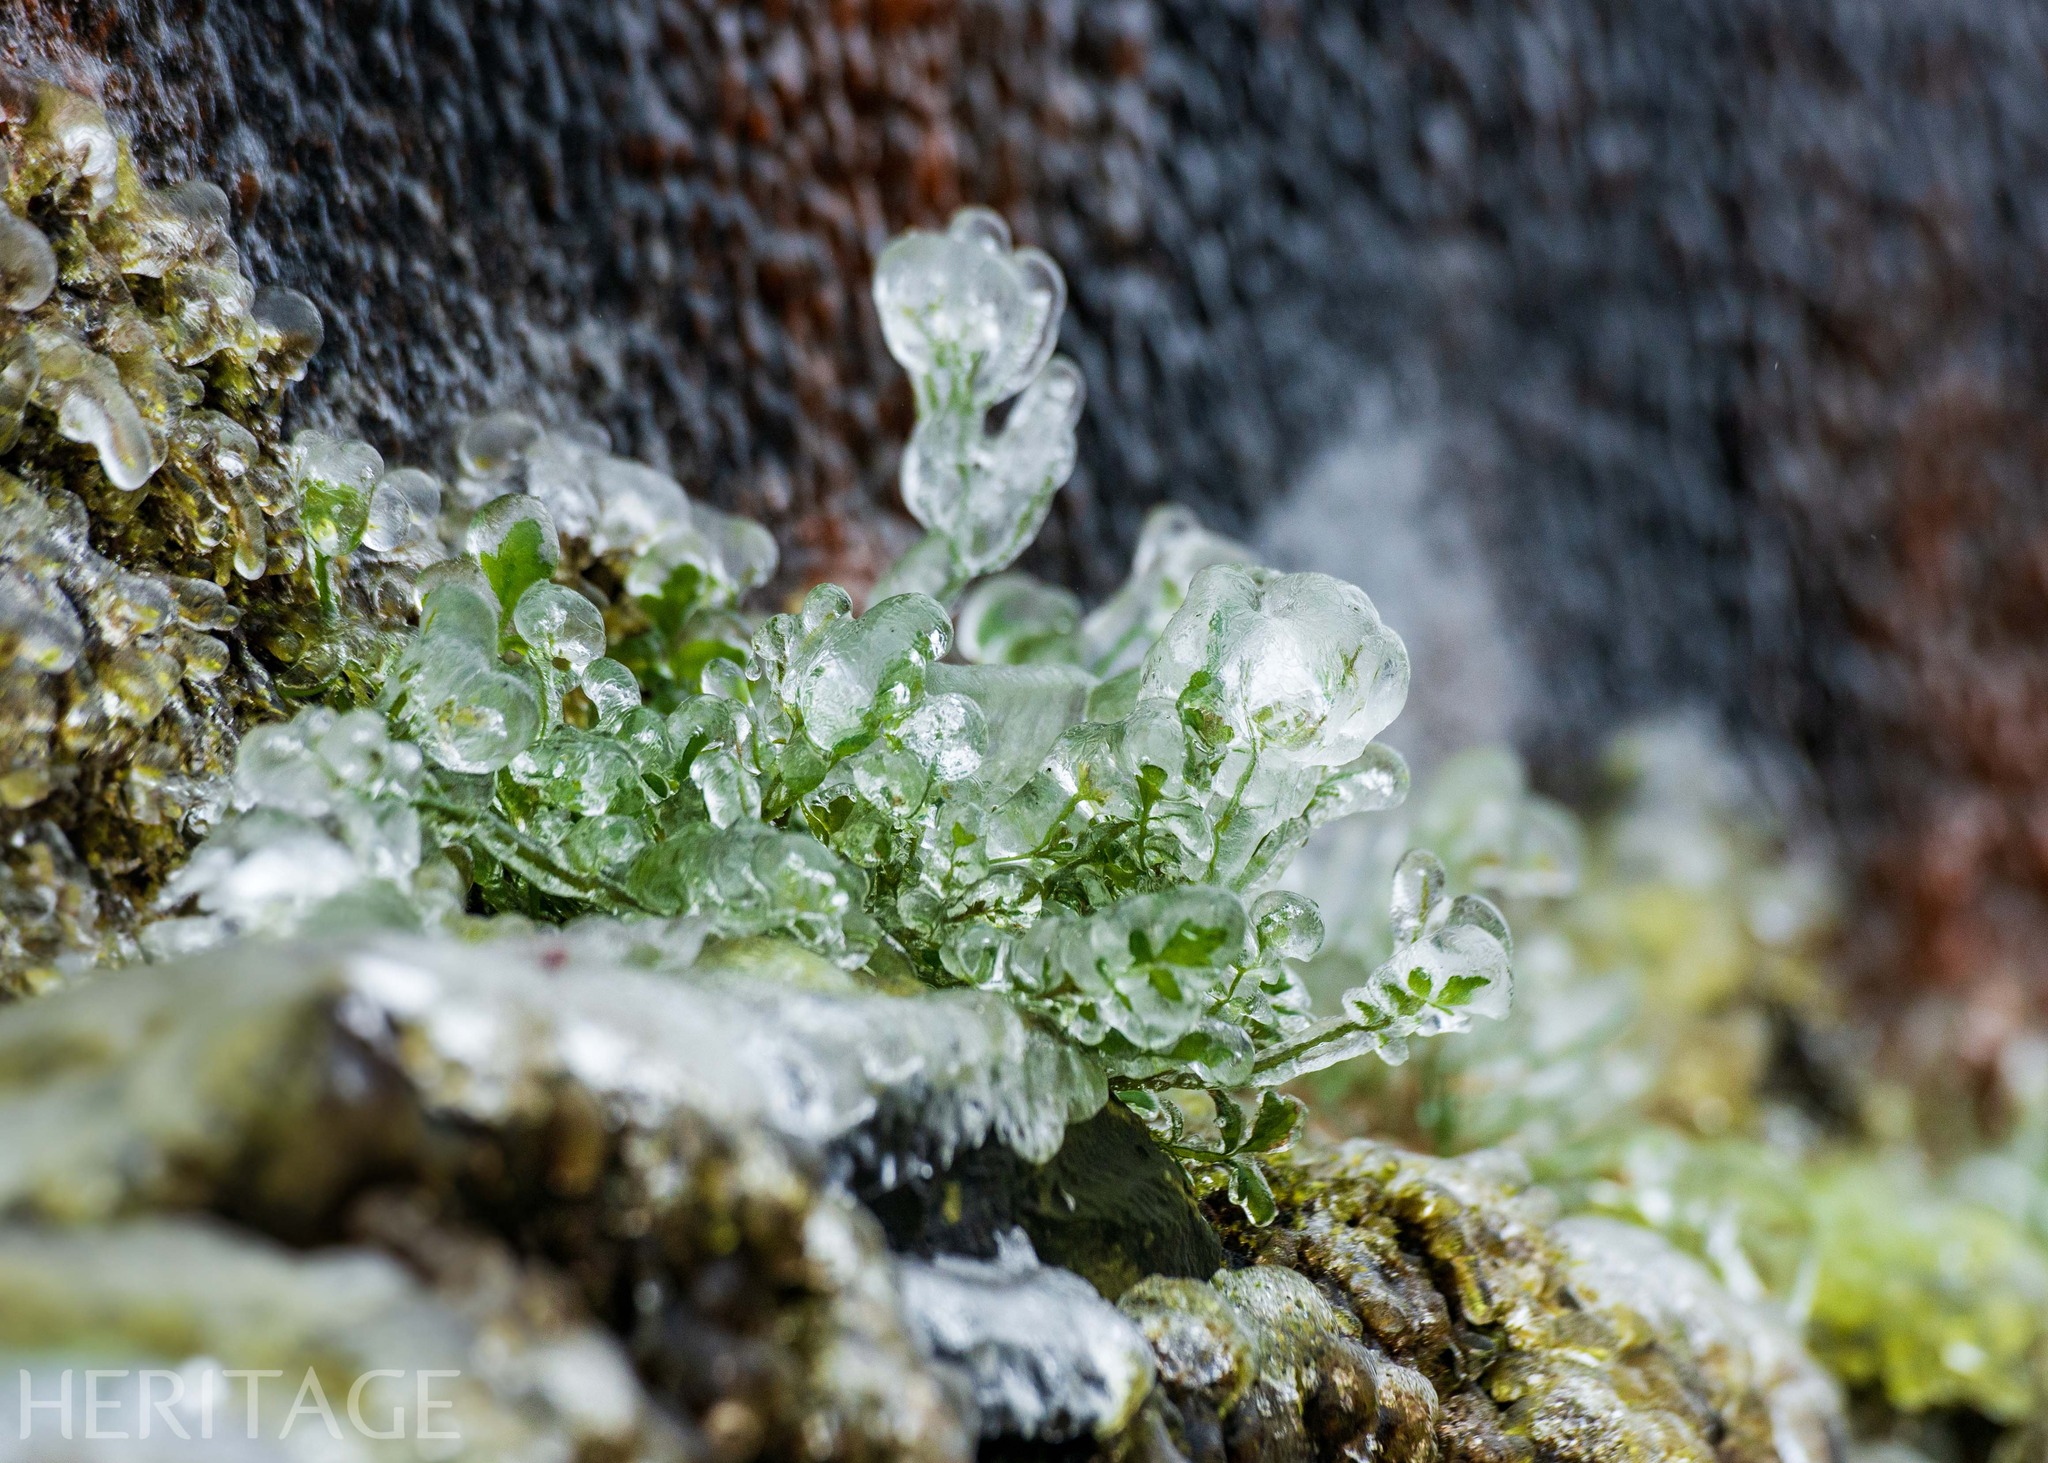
[[1212, 1088, 1247, 1153], [1247, 1090, 1306, 1154], [1440, 973, 1490, 1007], [1225, 1157, 1277, 1226], [479, 517, 554, 611], [1158, 918, 1232, 967]]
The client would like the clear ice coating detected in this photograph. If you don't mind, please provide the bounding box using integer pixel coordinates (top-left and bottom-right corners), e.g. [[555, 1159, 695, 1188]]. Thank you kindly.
[[28, 327, 155, 489], [898, 1230, 1156, 1442], [871, 208, 1084, 603], [290, 427, 384, 557], [0, 1218, 673, 1462], [0, 208, 55, 311], [1556, 1217, 1843, 1463], [1078, 505, 1257, 677]]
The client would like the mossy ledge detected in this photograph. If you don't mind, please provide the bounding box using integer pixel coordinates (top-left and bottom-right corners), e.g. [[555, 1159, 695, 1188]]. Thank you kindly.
[[0, 74, 393, 983]]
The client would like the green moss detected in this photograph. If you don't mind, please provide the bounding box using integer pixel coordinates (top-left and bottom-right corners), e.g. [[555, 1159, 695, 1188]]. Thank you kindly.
[[0, 79, 403, 982]]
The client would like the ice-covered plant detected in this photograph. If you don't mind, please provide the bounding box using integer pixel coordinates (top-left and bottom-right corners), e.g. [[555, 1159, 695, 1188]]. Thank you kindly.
[[868, 208, 1083, 605], [154, 208, 1515, 1216]]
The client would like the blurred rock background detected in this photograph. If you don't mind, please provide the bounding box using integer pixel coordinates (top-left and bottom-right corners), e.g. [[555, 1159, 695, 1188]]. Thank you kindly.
[[6, 0, 2046, 1027]]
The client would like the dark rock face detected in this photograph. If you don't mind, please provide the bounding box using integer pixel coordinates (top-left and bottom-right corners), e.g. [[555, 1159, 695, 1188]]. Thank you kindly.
[[10, 1, 2048, 1013], [862, 1099, 1226, 1300]]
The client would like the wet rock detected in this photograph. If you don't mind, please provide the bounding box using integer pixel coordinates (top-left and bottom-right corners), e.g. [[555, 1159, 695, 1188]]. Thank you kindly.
[[0, 931, 1050, 1463], [863, 1097, 1225, 1302]]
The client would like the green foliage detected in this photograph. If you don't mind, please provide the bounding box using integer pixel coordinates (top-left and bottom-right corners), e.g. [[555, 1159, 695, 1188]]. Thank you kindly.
[[153, 207, 1516, 1222]]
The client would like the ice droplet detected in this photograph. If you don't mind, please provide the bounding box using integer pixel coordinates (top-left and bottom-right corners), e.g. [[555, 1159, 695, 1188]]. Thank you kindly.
[[579, 657, 642, 731], [896, 691, 988, 785], [360, 479, 413, 554], [791, 594, 951, 754], [875, 229, 1041, 404], [1141, 564, 1409, 772], [291, 430, 384, 557], [955, 573, 1081, 665], [467, 493, 562, 607], [31, 85, 119, 214], [30, 328, 156, 490], [1079, 505, 1256, 678], [1307, 742, 1412, 827], [415, 559, 502, 645], [0, 569, 84, 673], [404, 640, 542, 774], [1389, 849, 1447, 946], [457, 410, 544, 482], [251, 287, 324, 383], [0, 210, 56, 311], [0, 328, 38, 452], [1252, 889, 1324, 962]]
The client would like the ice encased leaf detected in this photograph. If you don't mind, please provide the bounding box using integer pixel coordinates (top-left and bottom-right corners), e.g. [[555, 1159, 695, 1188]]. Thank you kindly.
[[1142, 564, 1409, 771], [291, 430, 384, 557], [513, 581, 606, 675]]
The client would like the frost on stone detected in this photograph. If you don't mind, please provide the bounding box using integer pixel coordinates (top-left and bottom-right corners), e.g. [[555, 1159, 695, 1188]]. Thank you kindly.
[[899, 1229, 1157, 1443], [871, 208, 1083, 603], [1557, 1216, 1843, 1463], [0, 937, 988, 1463]]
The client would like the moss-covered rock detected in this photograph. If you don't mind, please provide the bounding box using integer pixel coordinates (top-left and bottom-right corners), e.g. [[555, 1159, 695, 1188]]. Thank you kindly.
[[1147, 1142, 1847, 1463], [0, 76, 393, 983], [0, 932, 1011, 1463], [0, 1215, 684, 1460]]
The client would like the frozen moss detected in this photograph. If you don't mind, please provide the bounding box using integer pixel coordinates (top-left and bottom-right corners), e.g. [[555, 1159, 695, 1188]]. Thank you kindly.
[[1202, 1142, 1843, 1463], [0, 77, 409, 982]]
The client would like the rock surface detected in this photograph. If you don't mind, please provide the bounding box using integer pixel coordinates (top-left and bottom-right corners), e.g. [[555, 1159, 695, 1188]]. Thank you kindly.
[[0, 931, 1846, 1462]]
